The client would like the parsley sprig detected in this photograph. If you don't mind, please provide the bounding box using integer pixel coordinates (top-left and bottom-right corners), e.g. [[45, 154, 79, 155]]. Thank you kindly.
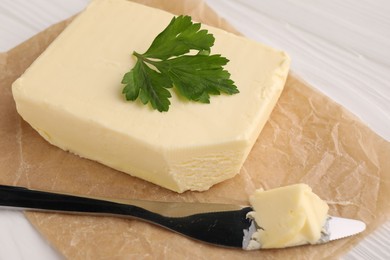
[[121, 15, 239, 112]]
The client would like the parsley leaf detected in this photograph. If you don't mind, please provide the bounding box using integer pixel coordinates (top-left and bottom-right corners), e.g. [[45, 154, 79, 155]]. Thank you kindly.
[[121, 15, 239, 112]]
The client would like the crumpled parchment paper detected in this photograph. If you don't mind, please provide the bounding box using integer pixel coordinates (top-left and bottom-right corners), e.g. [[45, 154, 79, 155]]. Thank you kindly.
[[1, 0, 389, 259]]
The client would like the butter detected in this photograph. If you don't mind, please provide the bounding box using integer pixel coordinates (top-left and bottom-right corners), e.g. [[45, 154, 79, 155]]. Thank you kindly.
[[11, 0, 290, 192], [246, 184, 329, 249]]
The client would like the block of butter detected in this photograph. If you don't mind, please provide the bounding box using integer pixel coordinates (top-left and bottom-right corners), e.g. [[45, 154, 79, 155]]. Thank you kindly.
[[247, 183, 329, 249], [12, 0, 290, 192]]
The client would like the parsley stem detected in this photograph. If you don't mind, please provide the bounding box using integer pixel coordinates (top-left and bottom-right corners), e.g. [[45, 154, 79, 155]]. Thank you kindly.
[[132, 51, 143, 60], [133, 51, 151, 63], [133, 51, 159, 68]]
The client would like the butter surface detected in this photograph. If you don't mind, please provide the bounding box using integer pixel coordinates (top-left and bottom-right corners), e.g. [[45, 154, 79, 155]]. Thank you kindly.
[[12, 0, 290, 192], [247, 183, 329, 249]]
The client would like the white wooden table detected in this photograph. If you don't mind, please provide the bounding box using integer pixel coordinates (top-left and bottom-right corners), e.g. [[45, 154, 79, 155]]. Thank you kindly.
[[1, 0, 389, 258]]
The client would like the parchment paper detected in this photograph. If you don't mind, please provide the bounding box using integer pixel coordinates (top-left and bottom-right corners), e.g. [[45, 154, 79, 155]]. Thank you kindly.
[[1, 0, 390, 259]]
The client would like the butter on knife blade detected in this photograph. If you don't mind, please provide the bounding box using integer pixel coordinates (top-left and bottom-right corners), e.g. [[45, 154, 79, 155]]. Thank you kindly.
[[0, 184, 365, 249], [244, 183, 366, 249]]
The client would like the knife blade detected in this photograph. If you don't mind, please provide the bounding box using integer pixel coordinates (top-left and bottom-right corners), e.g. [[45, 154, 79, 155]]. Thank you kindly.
[[0, 184, 365, 249]]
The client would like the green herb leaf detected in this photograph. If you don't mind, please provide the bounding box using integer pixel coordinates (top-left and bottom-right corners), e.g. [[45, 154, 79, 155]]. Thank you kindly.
[[122, 15, 239, 112]]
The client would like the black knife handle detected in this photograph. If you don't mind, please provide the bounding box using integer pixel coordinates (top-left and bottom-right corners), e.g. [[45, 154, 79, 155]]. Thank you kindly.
[[0, 184, 144, 217]]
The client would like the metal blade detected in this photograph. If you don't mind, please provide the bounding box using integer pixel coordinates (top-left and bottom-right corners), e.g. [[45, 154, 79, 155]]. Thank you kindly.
[[328, 216, 366, 241]]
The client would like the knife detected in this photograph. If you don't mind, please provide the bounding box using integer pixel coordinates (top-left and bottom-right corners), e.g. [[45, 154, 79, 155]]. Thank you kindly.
[[0, 184, 365, 249]]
